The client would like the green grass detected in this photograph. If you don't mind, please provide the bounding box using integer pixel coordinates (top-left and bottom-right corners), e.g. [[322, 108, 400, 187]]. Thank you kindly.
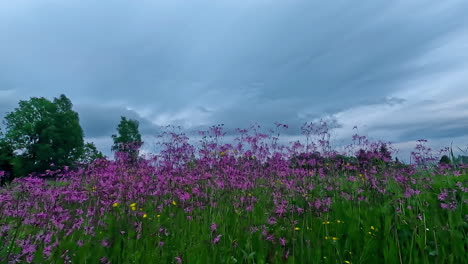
[[2, 169, 465, 264]]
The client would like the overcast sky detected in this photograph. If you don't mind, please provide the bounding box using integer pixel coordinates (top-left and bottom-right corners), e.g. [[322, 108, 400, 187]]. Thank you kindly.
[[1, 0, 468, 162]]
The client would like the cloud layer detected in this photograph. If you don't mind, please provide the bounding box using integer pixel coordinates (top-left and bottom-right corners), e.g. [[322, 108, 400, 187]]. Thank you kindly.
[[1, 0, 468, 160]]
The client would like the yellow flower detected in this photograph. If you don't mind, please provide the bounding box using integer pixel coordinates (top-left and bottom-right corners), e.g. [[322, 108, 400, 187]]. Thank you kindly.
[[344, 261, 351, 264], [112, 202, 119, 207], [220, 152, 225, 156], [322, 221, 331, 224], [368, 231, 372, 235], [324, 236, 329, 240], [172, 201, 177, 206], [129, 203, 137, 207], [248, 193, 252, 197], [337, 220, 344, 224], [371, 226, 375, 230], [143, 214, 147, 218], [294, 227, 300, 231], [157, 214, 161, 218], [131, 206, 136, 211], [331, 237, 339, 241]]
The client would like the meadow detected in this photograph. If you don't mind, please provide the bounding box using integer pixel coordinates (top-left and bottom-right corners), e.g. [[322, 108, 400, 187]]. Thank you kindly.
[[0, 123, 466, 264]]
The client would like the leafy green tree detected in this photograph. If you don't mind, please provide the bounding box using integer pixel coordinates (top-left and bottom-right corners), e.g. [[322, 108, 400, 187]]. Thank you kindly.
[[0, 130, 15, 185], [78, 142, 105, 164], [439, 155, 451, 165], [3, 94, 84, 175], [111, 116, 143, 162]]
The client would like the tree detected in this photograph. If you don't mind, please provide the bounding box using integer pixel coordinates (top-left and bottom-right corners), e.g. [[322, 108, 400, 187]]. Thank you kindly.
[[457, 155, 468, 164], [3, 94, 84, 175], [111, 116, 143, 162], [78, 142, 105, 165], [0, 130, 15, 185], [439, 155, 451, 165]]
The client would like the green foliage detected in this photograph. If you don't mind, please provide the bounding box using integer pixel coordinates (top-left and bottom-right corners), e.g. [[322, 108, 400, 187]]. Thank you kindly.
[[2, 170, 466, 263], [78, 142, 105, 164], [439, 155, 451, 165], [0, 132, 15, 185], [457, 155, 468, 164], [111, 116, 143, 161], [2, 94, 84, 176], [450, 155, 468, 165]]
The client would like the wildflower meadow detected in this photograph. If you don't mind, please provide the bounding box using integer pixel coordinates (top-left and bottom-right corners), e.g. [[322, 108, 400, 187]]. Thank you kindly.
[[0, 122, 466, 263]]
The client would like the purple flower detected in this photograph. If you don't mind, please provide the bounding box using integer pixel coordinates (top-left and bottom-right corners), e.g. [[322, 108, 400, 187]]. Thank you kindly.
[[267, 217, 277, 225], [249, 226, 259, 233], [21, 242, 36, 256], [438, 190, 448, 201], [279, 237, 286, 246], [26, 254, 34, 263], [43, 246, 53, 257], [175, 256, 182, 263], [101, 239, 110, 248], [213, 234, 222, 244], [210, 223, 217, 232], [265, 233, 275, 242]]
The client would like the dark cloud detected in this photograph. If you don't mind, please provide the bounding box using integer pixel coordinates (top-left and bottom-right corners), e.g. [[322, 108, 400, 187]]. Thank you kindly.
[[372, 116, 468, 141], [0, 90, 20, 130], [0, 0, 467, 155], [75, 104, 161, 138]]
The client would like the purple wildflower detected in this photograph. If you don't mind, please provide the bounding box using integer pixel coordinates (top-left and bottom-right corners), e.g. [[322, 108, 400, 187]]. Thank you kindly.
[[267, 217, 277, 225], [213, 234, 222, 244], [210, 223, 217, 232], [279, 237, 286, 246], [101, 239, 110, 248], [438, 190, 448, 201]]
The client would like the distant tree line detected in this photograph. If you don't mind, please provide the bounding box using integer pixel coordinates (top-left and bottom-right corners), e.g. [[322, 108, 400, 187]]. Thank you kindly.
[[0, 94, 143, 185], [289, 143, 468, 171], [439, 154, 468, 166]]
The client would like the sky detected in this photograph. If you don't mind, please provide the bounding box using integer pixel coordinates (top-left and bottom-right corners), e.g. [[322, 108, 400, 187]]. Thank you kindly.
[[1, 0, 468, 162]]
